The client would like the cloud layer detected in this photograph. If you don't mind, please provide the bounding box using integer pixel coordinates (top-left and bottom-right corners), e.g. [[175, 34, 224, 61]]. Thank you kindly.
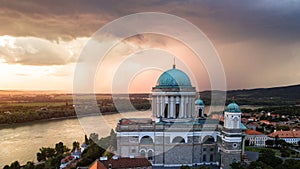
[[0, 36, 87, 66], [0, 0, 300, 91]]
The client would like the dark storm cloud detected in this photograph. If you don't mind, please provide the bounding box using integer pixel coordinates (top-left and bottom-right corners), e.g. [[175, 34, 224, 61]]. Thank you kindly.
[[0, 0, 300, 89], [0, 0, 299, 44]]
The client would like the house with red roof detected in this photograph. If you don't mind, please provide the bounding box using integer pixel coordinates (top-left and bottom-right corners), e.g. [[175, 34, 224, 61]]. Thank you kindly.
[[268, 130, 300, 144], [245, 129, 268, 147], [60, 155, 74, 169], [89, 156, 152, 169]]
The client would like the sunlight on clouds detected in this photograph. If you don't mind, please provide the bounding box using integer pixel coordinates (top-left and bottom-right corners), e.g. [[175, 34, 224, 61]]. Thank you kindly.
[[0, 36, 89, 91], [0, 35, 15, 47], [0, 36, 88, 66]]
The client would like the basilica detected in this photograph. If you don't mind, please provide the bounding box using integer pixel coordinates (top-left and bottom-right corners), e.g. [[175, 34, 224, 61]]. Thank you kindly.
[[116, 64, 245, 169]]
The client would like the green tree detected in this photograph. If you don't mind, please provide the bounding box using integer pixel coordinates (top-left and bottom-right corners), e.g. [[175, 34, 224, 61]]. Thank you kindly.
[[45, 154, 63, 169], [72, 141, 80, 152], [85, 135, 89, 145], [280, 159, 300, 169], [3, 165, 10, 169], [34, 164, 45, 169], [198, 166, 211, 169], [280, 149, 290, 157], [76, 143, 105, 167], [248, 161, 272, 169], [9, 161, 20, 169], [37, 147, 56, 161], [230, 162, 245, 169], [55, 142, 69, 155], [23, 161, 35, 169], [265, 139, 274, 147], [258, 149, 282, 168], [180, 165, 190, 169], [275, 135, 280, 147], [37, 152, 46, 162]]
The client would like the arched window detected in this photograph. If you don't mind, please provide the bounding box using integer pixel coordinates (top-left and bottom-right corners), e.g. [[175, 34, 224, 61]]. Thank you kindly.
[[202, 136, 215, 144], [199, 108, 203, 117], [140, 150, 146, 157], [233, 117, 239, 128], [172, 136, 185, 143], [148, 150, 153, 160], [140, 136, 153, 144]]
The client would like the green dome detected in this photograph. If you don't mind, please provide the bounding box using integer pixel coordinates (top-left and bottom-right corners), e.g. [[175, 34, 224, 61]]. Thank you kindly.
[[195, 99, 204, 105], [225, 102, 241, 113], [157, 68, 192, 88]]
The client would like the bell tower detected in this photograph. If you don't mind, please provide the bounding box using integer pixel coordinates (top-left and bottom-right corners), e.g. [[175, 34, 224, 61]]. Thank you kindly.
[[220, 101, 243, 169], [194, 94, 205, 118]]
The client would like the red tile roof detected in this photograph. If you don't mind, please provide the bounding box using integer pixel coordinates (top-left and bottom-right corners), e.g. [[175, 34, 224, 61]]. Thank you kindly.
[[89, 160, 107, 169], [245, 129, 263, 135], [260, 120, 271, 125], [269, 131, 300, 138], [100, 157, 151, 169]]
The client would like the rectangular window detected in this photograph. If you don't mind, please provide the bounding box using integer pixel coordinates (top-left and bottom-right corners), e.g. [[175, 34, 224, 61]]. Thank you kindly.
[[210, 154, 213, 161], [203, 154, 206, 162]]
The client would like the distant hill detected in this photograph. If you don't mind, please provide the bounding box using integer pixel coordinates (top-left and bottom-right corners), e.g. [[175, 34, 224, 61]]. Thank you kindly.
[[200, 84, 300, 106]]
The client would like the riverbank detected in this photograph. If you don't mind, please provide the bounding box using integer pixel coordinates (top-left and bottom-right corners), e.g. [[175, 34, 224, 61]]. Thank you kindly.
[[0, 105, 264, 128], [0, 110, 137, 129]]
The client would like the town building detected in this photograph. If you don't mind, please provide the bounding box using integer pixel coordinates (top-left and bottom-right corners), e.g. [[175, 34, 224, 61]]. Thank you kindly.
[[268, 130, 300, 144], [244, 129, 268, 147], [116, 64, 244, 169], [89, 157, 152, 169]]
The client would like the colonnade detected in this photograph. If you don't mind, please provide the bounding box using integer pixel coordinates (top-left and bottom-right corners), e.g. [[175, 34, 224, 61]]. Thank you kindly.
[[152, 93, 196, 119]]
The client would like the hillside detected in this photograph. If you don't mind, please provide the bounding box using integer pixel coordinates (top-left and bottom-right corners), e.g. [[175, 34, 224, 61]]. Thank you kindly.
[[200, 84, 300, 106]]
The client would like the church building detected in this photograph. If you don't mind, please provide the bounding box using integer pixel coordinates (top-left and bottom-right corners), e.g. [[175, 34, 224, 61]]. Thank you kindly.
[[116, 64, 244, 169]]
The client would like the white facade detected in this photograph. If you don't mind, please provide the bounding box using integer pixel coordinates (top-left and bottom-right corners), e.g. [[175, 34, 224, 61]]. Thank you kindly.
[[245, 135, 268, 147], [224, 112, 241, 129]]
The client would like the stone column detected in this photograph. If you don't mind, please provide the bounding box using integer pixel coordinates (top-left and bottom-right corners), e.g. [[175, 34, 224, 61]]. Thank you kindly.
[[152, 96, 156, 117], [159, 96, 164, 117], [180, 96, 184, 118], [156, 96, 160, 117], [190, 96, 194, 118], [167, 96, 170, 118], [170, 96, 174, 118], [186, 96, 190, 118], [185, 96, 189, 118]]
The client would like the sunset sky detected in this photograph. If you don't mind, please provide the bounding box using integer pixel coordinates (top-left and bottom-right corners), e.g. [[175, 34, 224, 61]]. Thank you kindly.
[[0, 0, 300, 93]]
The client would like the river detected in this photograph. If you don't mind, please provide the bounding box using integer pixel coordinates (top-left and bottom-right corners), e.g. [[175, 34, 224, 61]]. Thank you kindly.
[[0, 105, 258, 167], [0, 111, 152, 167]]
